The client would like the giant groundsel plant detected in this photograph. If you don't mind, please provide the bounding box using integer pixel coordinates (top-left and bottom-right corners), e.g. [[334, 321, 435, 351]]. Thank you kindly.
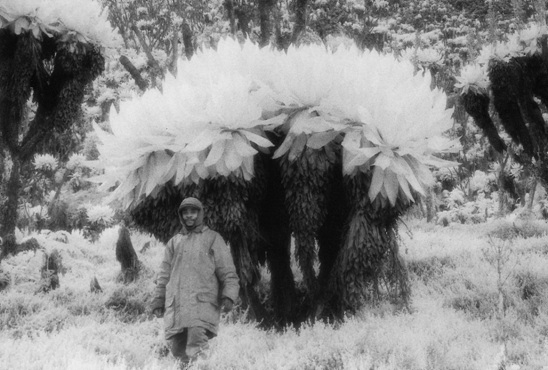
[[457, 23, 548, 189], [0, 0, 116, 258], [94, 38, 458, 323]]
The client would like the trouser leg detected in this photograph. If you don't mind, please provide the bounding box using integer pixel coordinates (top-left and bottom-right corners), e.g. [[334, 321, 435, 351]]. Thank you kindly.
[[170, 330, 189, 364], [185, 326, 214, 361]]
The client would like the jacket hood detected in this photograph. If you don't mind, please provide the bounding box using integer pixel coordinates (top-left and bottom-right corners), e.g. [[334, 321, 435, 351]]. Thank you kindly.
[[178, 197, 205, 233]]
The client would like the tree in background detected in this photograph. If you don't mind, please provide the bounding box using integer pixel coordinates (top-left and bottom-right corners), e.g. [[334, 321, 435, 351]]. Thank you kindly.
[[457, 22, 548, 198], [0, 0, 117, 259]]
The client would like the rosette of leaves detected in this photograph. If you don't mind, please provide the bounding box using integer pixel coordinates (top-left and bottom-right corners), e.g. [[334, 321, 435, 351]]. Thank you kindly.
[[260, 45, 359, 297], [320, 51, 457, 313], [456, 63, 507, 153], [93, 45, 278, 319]]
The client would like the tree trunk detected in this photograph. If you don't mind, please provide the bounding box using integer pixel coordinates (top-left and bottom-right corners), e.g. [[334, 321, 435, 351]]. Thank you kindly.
[[258, 0, 276, 46], [0, 155, 21, 260], [235, 5, 251, 38], [292, 0, 309, 42], [224, 0, 237, 35], [168, 27, 179, 77], [258, 153, 297, 326], [182, 23, 194, 60]]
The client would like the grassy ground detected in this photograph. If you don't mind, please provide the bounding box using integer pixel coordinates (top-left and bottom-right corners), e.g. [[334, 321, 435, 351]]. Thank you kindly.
[[1, 218, 548, 369]]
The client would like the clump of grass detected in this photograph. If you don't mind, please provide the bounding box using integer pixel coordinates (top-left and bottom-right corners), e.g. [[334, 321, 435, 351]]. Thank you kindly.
[[485, 218, 548, 240], [105, 283, 153, 322], [407, 255, 456, 283]]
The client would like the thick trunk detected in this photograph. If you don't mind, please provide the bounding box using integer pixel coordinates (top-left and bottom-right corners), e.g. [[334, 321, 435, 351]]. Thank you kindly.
[[1, 155, 21, 260], [258, 153, 297, 326], [182, 23, 194, 60], [292, 0, 309, 42], [258, 0, 276, 46], [224, 0, 237, 35]]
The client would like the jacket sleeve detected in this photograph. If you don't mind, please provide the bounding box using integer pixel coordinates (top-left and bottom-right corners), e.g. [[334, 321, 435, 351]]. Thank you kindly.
[[212, 233, 240, 303], [151, 238, 175, 311]]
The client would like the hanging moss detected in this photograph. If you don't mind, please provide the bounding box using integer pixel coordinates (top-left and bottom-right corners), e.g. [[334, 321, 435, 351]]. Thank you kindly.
[[489, 58, 535, 156], [461, 90, 507, 153], [278, 141, 339, 296], [327, 172, 411, 315], [131, 181, 185, 243]]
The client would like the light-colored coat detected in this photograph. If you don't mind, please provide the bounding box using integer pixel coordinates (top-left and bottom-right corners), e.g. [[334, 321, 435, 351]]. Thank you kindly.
[[151, 199, 239, 339]]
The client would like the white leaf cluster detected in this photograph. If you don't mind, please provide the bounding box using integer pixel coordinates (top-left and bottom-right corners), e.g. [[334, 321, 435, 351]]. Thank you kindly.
[[66, 153, 87, 171], [83, 203, 114, 225], [33, 154, 58, 171], [477, 23, 548, 64], [0, 0, 120, 48], [399, 47, 444, 67], [455, 63, 490, 95], [95, 38, 457, 209]]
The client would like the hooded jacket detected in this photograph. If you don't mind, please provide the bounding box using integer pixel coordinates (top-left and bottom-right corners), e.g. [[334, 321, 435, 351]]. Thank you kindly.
[[151, 197, 240, 338]]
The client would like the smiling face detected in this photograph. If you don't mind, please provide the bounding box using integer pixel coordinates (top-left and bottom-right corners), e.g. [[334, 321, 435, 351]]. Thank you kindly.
[[180, 207, 200, 228]]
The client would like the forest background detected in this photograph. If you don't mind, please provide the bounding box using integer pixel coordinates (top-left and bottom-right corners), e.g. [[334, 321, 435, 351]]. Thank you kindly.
[[3, 0, 548, 369]]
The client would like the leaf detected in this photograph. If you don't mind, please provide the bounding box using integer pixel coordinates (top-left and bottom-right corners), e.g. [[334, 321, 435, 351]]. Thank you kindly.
[[383, 169, 399, 207], [144, 151, 172, 196], [306, 131, 340, 149], [233, 133, 258, 157], [400, 156, 426, 196], [345, 153, 369, 170], [273, 134, 295, 159], [174, 155, 189, 184], [13, 17, 30, 35], [224, 140, 243, 171], [240, 130, 273, 148], [341, 129, 362, 150], [397, 173, 414, 202], [368, 166, 385, 202], [374, 154, 392, 170], [184, 130, 214, 152], [288, 133, 308, 161], [160, 152, 181, 184], [204, 139, 226, 167]]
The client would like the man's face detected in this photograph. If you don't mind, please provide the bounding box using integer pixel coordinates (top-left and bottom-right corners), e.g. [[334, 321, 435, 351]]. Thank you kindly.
[[181, 207, 199, 228]]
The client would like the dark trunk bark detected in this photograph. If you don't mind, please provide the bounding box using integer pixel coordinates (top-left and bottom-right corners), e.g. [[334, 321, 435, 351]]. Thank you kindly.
[[182, 23, 194, 60], [224, 0, 237, 35], [258, 0, 276, 46], [1, 155, 21, 260], [258, 153, 297, 326], [292, 0, 309, 42], [235, 6, 251, 37], [116, 225, 140, 283]]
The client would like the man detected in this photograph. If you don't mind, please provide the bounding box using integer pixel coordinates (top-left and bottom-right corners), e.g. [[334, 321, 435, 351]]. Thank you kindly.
[[151, 197, 240, 366]]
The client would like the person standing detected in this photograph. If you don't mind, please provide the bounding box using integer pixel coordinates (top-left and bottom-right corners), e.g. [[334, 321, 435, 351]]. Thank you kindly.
[[151, 197, 240, 367]]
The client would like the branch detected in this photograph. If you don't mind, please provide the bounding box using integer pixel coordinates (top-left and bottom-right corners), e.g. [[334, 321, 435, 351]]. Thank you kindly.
[[168, 26, 178, 76], [130, 25, 164, 87], [119, 55, 149, 91]]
